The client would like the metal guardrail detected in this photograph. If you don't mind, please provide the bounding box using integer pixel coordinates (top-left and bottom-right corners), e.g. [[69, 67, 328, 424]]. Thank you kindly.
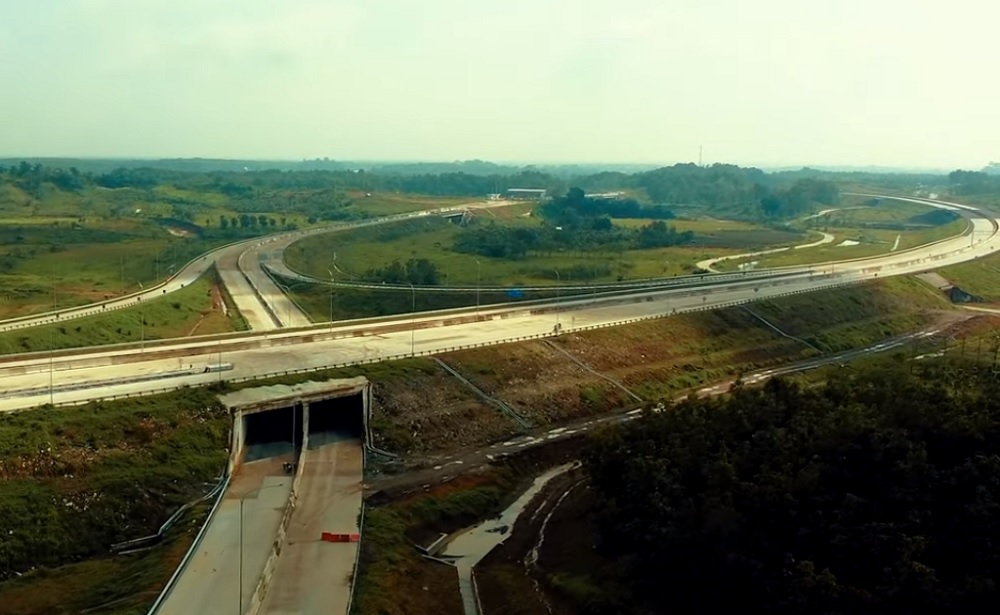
[[0, 269, 811, 366], [111, 471, 227, 553], [145, 472, 232, 614], [49, 277, 864, 409], [0, 234, 261, 331]]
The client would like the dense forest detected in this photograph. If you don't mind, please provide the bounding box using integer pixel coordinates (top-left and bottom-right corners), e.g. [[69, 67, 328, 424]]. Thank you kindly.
[[581, 359, 1000, 614]]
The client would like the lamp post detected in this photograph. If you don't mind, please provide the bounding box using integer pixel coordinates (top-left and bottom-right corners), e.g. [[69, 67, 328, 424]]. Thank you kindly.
[[48, 327, 54, 405], [409, 282, 416, 356], [326, 269, 335, 332], [475, 259, 481, 315], [553, 269, 561, 328]]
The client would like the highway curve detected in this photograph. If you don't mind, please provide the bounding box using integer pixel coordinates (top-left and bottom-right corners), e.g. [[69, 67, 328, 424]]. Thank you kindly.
[[0, 194, 996, 615]]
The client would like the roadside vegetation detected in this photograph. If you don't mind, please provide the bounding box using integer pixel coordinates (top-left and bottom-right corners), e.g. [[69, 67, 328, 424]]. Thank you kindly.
[[937, 249, 1000, 301], [0, 270, 971, 614], [0, 388, 230, 614], [0, 270, 245, 355], [353, 473, 511, 615]]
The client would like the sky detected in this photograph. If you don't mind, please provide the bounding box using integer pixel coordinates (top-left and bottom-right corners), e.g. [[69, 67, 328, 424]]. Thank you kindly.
[[0, 0, 996, 168]]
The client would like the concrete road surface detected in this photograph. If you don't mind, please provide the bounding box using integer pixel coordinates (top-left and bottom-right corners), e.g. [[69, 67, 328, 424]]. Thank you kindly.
[[0, 268, 993, 413], [0, 241, 257, 333], [156, 457, 293, 615], [215, 246, 280, 331], [259, 435, 363, 615], [238, 240, 313, 329]]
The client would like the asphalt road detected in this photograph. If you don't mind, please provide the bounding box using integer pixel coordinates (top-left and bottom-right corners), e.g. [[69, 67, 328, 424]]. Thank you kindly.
[[0, 273, 863, 411]]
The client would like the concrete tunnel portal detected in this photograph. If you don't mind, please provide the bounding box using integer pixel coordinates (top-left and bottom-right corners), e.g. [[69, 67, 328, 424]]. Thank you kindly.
[[220, 377, 371, 470]]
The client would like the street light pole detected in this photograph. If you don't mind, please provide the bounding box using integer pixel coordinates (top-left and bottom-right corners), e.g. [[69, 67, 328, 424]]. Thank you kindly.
[[475, 259, 481, 315], [409, 283, 416, 356], [553, 269, 561, 328], [49, 327, 54, 405], [327, 269, 335, 333]]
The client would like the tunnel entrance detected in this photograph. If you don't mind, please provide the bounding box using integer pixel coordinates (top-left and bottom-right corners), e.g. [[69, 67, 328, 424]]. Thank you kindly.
[[309, 393, 365, 447], [220, 377, 371, 472], [242, 404, 304, 462]]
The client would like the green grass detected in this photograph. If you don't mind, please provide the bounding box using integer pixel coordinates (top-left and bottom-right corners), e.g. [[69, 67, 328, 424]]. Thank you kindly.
[[284, 215, 809, 289], [730, 218, 968, 269], [749, 276, 950, 352], [0, 506, 207, 615], [937, 249, 1000, 301], [0, 270, 245, 355], [0, 387, 229, 581], [343, 191, 479, 217], [353, 473, 516, 615], [0, 227, 233, 319]]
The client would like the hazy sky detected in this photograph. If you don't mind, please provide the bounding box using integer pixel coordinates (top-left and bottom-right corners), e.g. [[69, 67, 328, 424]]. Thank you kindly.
[[0, 0, 996, 168]]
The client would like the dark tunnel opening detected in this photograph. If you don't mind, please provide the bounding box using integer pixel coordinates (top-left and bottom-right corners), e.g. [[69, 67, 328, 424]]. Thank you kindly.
[[243, 404, 304, 461], [308, 393, 365, 447]]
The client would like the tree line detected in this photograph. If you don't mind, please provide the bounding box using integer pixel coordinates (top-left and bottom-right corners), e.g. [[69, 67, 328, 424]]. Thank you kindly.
[[3, 159, 943, 226], [452, 189, 695, 260], [580, 359, 1000, 614]]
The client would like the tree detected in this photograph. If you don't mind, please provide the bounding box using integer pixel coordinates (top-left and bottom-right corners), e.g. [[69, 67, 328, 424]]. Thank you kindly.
[[219, 216, 230, 230], [583, 361, 1000, 615]]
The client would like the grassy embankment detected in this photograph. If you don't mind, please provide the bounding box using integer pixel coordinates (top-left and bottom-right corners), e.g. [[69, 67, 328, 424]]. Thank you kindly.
[[225, 275, 953, 458], [0, 269, 246, 355], [937, 248, 1000, 301], [0, 388, 230, 615]]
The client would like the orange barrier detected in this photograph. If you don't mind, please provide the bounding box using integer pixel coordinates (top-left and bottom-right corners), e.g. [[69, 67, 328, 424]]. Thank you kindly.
[[321, 532, 359, 543]]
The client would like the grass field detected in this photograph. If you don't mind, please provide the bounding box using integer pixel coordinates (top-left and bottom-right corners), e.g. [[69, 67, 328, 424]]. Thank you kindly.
[[0, 177, 504, 321], [285, 215, 809, 288], [0, 270, 245, 355], [0, 509, 206, 615], [0, 388, 230, 612], [937, 249, 1000, 301]]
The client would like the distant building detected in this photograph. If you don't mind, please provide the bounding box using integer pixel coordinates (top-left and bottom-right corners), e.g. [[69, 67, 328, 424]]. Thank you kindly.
[[506, 188, 547, 200]]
